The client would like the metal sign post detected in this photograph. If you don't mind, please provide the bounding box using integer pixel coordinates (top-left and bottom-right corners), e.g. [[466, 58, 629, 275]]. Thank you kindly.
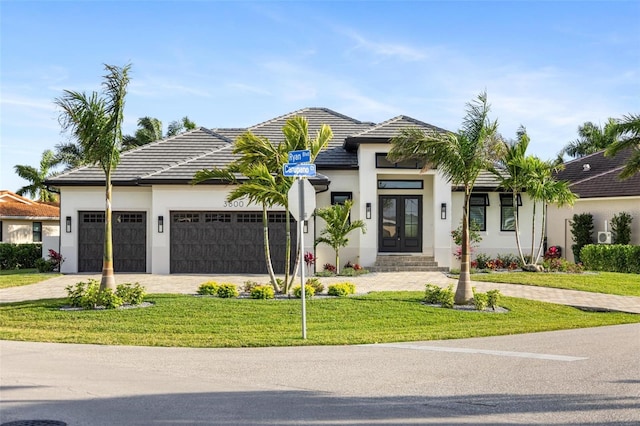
[[298, 177, 307, 339]]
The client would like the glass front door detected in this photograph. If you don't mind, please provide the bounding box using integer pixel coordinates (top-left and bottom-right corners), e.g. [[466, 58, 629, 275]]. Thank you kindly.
[[378, 195, 422, 252]]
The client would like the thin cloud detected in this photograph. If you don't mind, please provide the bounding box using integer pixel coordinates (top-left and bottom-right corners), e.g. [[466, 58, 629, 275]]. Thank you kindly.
[[342, 29, 427, 62]]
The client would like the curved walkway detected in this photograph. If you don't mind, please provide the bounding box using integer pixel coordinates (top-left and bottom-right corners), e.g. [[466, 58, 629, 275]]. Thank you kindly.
[[1, 271, 639, 313]]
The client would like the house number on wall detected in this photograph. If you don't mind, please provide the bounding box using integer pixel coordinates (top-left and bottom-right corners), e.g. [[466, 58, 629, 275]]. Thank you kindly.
[[223, 200, 245, 208]]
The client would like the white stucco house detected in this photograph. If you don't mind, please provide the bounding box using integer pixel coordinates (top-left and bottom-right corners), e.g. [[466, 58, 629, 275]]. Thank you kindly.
[[547, 148, 640, 262], [46, 107, 541, 275]]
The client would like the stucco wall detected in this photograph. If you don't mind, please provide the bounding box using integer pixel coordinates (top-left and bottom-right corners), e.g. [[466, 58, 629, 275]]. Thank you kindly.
[[1, 219, 59, 244], [546, 197, 640, 262]]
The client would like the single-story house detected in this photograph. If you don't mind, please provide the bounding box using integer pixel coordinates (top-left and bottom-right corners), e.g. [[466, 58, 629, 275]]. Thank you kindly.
[[46, 107, 542, 275], [0, 190, 60, 256], [547, 148, 640, 262]]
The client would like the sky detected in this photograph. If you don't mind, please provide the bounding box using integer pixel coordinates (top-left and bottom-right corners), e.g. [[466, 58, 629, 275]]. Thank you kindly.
[[1, 0, 639, 195]]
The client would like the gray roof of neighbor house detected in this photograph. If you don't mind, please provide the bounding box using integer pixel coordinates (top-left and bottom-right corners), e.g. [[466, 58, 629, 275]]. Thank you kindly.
[[554, 148, 640, 198], [46, 106, 503, 191]]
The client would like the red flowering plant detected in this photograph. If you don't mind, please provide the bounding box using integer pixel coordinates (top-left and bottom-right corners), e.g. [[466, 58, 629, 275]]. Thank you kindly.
[[323, 263, 336, 273], [304, 251, 315, 274], [544, 246, 561, 260], [48, 249, 65, 272]]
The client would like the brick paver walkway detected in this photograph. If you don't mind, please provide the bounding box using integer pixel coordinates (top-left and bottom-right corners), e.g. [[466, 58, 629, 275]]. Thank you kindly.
[[1, 271, 639, 313]]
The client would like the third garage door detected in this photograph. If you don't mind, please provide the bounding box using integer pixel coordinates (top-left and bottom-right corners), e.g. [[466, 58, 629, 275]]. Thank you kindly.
[[170, 211, 296, 274]]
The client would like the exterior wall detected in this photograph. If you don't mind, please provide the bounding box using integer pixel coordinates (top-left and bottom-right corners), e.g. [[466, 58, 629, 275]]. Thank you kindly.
[[450, 192, 542, 266], [546, 197, 640, 262], [0, 219, 58, 244], [59, 186, 152, 273]]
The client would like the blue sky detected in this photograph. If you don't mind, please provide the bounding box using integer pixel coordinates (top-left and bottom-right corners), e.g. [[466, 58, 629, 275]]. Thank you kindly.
[[1, 0, 639, 194]]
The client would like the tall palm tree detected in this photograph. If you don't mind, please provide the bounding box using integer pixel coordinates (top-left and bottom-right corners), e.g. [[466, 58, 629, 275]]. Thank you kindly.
[[606, 113, 640, 179], [55, 63, 131, 291], [14, 149, 58, 202], [560, 118, 618, 159], [315, 199, 366, 274], [52, 141, 86, 170], [122, 116, 163, 150], [389, 92, 502, 304], [167, 116, 196, 137], [491, 127, 530, 267]]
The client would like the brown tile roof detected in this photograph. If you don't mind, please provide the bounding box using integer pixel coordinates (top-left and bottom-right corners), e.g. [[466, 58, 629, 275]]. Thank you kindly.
[[554, 148, 640, 198], [0, 191, 60, 219]]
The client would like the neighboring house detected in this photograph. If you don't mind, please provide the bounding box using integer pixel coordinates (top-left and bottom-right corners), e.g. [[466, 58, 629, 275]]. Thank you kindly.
[[0, 191, 60, 253], [46, 107, 540, 275], [547, 148, 640, 262]]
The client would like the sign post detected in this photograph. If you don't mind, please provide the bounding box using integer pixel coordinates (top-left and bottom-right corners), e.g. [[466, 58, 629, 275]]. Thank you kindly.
[[285, 150, 315, 340]]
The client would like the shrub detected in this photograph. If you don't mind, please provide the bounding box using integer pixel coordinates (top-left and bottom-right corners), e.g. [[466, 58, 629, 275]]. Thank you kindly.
[[65, 279, 126, 309], [544, 246, 561, 260], [580, 244, 640, 274], [543, 258, 584, 273], [0, 243, 42, 270], [216, 283, 239, 298], [496, 253, 519, 268], [438, 285, 455, 309], [327, 282, 356, 297], [486, 289, 501, 310], [305, 277, 324, 294], [424, 284, 442, 304], [35, 257, 55, 272], [340, 267, 356, 276], [474, 253, 492, 270], [98, 288, 123, 309], [571, 213, 594, 263], [472, 290, 488, 311], [250, 285, 275, 299], [323, 263, 336, 273], [243, 280, 259, 293], [293, 284, 315, 299], [116, 282, 146, 305], [611, 212, 633, 245], [197, 281, 219, 296]]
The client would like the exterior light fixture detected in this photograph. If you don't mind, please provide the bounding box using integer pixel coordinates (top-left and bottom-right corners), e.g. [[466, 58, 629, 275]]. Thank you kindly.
[[366, 203, 372, 219], [65, 216, 72, 233], [303, 220, 309, 234], [158, 215, 164, 233], [441, 203, 447, 220]]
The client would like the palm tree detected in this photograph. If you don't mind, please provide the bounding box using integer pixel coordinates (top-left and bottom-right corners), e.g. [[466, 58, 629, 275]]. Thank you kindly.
[[167, 116, 196, 137], [560, 119, 618, 159], [14, 149, 58, 202], [52, 141, 86, 170], [122, 116, 163, 150], [54, 63, 131, 291], [491, 127, 530, 266], [193, 116, 332, 293], [315, 199, 366, 274], [389, 92, 502, 304], [606, 113, 640, 179]]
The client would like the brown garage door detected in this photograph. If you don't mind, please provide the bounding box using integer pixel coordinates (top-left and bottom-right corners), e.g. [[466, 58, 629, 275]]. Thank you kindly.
[[78, 211, 147, 272], [170, 211, 296, 274]]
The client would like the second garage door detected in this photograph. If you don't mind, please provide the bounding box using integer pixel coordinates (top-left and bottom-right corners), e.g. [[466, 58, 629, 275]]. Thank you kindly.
[[170, 211, 297, 274]]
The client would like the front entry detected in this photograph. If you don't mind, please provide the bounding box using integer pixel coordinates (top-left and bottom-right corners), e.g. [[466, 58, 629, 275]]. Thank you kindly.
[[379, 195, 422, 252]]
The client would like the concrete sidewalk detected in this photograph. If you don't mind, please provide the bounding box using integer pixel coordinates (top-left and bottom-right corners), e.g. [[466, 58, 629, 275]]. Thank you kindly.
[[1, 271, 639, 313]]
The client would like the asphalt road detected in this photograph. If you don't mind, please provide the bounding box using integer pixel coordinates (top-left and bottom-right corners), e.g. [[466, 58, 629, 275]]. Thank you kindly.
[[1, 323, 639, 425]]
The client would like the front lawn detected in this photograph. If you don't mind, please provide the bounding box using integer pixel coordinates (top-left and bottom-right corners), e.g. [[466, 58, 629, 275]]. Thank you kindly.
[[0, 269, 60, 289], [470, 271, 640, 297], [0, 292, 638, 347]]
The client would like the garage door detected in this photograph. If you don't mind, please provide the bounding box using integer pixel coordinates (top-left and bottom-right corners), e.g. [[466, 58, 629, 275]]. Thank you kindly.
[[78, 211, 147, 273], [170, 211, 296, 274]]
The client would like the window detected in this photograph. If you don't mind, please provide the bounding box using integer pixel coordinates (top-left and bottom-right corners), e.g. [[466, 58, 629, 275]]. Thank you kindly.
[[331, 192, 352, 205], [377, 180, 423, 190], [375, 153, 424, 169], [33, 222, 42, 242], [469, 194, 489, 231], [0, 220, 3, 242], [500, 194, 522, 231]]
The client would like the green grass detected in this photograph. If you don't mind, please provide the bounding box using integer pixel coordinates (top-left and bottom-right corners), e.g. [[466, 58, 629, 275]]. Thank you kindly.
[[471, 271, 640, 297], [1, 292, 638, 348], [0, 269, 60, 289]]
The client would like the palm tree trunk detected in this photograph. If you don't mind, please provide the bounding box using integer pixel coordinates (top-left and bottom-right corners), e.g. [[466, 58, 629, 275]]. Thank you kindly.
[[529, 200, 537, 264], [262, 204, 279, 292], [534, 203, 548, 264], [512, 191, 526, 266], [284, 206, 291, 294], [101, 171, 116, 291], [455, 190, 473, 304]]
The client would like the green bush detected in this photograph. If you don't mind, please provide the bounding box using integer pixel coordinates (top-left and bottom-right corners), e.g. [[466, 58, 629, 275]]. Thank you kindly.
[[197, 281, 220, 296], [116, 282, 146, 305], [486, 289, 502, 310], [35, 258, 55, 272], [571, 213, 594, 263], [611, 212, 633, 245], [305, 277, 324, 294], [243, 280, 259, 293], [473, 291, 488, 311], [581, 244, 640, 273], [98, 288, 123, 309], [474, 253, 492, 270], [65, 279, 124, 309], [438, 285, 455, 309], [293, 284, 315, 299], [216, 283, 239, 298], [250, 285, 275, 300], [327, 282, 356, 297], [424, 284, 442, 304], [0, 243, 42, 270], [542, 258, 584, 273]]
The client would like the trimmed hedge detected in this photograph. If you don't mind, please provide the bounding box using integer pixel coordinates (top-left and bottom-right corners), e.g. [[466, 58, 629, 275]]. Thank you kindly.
[[580, 244, 640, 274], [0, 243, 42, 270]]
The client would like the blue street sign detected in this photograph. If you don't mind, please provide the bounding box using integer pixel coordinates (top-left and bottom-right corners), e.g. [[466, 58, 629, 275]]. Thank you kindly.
[[283, 163, 316, 177], [288, 150, 311, 164]]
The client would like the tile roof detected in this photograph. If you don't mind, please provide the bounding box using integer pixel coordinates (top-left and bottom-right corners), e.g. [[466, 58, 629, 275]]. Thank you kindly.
[[0, 191, 60, 219], [344, 115, 449, 150], [554, 148, 640, 198]]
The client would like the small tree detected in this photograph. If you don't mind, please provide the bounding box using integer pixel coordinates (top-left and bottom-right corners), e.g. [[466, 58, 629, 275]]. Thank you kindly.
[[611, 212, 633, 244], [315, 199, 366, 274], [570, 213, 594, 264]]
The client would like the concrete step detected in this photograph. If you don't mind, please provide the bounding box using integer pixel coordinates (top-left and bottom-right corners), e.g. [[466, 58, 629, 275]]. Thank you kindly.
[[371, 255, 448, 273]]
